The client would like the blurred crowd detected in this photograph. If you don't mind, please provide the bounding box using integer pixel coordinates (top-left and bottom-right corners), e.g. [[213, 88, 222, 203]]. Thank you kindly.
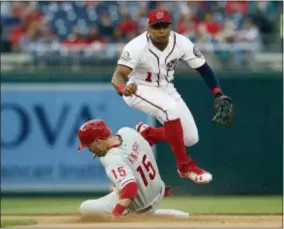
[[1, 1, 282, 68]]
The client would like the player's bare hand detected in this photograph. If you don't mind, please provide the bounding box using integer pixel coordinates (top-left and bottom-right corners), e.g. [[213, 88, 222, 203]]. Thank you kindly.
[[123, 83, 137, 97]]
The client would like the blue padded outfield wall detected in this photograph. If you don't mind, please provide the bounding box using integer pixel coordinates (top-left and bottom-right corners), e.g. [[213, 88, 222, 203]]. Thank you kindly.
[[1, 83, 151, 192]]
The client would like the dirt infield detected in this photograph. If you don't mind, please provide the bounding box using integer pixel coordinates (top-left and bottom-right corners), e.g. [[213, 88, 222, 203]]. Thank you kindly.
[[2, 214, 283, 228]]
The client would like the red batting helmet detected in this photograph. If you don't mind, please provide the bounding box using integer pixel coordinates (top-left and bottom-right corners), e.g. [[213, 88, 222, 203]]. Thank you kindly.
[[77, 119, 112, 151]]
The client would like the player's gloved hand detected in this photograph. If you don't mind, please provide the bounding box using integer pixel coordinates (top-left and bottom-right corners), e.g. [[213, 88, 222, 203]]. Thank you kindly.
[[212, 93, 234, 128]]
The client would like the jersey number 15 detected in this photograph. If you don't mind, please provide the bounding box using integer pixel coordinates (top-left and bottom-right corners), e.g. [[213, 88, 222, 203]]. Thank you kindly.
[[110, 154, 156, 187], [136, 154, 156, 187]]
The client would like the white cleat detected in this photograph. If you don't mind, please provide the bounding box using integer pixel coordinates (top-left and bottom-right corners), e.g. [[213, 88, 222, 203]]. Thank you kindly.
[[178, 163, 213, 184]]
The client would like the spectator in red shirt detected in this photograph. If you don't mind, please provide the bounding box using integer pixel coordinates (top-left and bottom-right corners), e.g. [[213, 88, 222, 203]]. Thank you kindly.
[[10, 2, 43, 49], [61, 26, 89, 46], [198, 13, 221, 37], [225, 1, 248, 14], [119, 14, 137, 39], [10, 18, 29, 48], [87, 26, 106, 44], [177, 12, 198, 37]]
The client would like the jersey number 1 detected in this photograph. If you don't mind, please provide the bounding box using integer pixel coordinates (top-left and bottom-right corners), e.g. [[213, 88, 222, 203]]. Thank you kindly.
[[136, 154, 156, 187], [145, 72, 152, 82]]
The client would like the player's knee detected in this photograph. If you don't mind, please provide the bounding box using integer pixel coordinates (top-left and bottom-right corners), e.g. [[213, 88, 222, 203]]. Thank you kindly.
[[79, 200, 101, 215], [184, 132, 199, 147]]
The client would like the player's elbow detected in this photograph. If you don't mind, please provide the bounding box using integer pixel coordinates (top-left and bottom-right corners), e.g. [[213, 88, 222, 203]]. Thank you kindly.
[[119, 181, 138, 200]]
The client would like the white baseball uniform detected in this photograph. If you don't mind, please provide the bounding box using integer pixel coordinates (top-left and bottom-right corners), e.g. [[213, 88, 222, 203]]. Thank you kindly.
[[79, 127, 189, 218], [118, 31, 206, 146]]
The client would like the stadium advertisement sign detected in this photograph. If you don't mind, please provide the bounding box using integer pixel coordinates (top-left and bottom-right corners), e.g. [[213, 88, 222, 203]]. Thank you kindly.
[[1, 83, 150, 192]]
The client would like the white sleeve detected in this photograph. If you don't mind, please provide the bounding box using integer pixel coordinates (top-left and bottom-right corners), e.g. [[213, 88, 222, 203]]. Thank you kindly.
[[117, 44, 140, 69], [104, 155, 136, 191], [180, 36, 206, 69]]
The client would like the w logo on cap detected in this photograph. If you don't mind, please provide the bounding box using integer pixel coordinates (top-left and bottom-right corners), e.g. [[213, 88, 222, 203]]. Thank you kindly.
[[148, 9, 171, 26], [155, 11, 164, 19]]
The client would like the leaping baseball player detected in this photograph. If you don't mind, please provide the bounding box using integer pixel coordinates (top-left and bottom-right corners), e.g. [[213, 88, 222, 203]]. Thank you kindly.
[[78, 119, 189, 218], [111, 9, 234, 184]]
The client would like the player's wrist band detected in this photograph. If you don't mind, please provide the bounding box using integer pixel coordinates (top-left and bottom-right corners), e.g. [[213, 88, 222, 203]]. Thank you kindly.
[[212, 87, 222, 97], [112, 203, 126, 216], [117, 84, 126, 94]]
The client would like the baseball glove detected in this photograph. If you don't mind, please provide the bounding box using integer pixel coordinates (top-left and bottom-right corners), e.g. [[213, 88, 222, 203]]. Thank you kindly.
[[212, 95, 234, 128]]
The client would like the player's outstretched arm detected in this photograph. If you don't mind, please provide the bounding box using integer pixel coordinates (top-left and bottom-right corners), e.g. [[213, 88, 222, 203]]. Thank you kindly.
[[195, 62, 222, 97], [180, 35, 234, 125], [195, 63, 234, 128], [111, 65, 137, 97], [105, 157, 138, 217], [112, 181, 138, 217]]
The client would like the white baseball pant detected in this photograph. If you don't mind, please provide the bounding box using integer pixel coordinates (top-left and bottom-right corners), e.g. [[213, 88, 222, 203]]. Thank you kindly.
[[123, 83, 199, 147], [79, 191, 189, 218]]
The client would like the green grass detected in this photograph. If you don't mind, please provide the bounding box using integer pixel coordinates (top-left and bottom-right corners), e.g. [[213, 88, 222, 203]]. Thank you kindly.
[[158, 196, 282, 214], [1, 197, 83, 215], [1, 219, 37, 228], [1, 196, 282, 215]]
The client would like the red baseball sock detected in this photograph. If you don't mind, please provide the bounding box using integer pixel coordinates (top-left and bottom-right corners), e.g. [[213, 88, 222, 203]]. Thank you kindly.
[[140, 126, 167, 146], [164, 118, 192, 165]]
